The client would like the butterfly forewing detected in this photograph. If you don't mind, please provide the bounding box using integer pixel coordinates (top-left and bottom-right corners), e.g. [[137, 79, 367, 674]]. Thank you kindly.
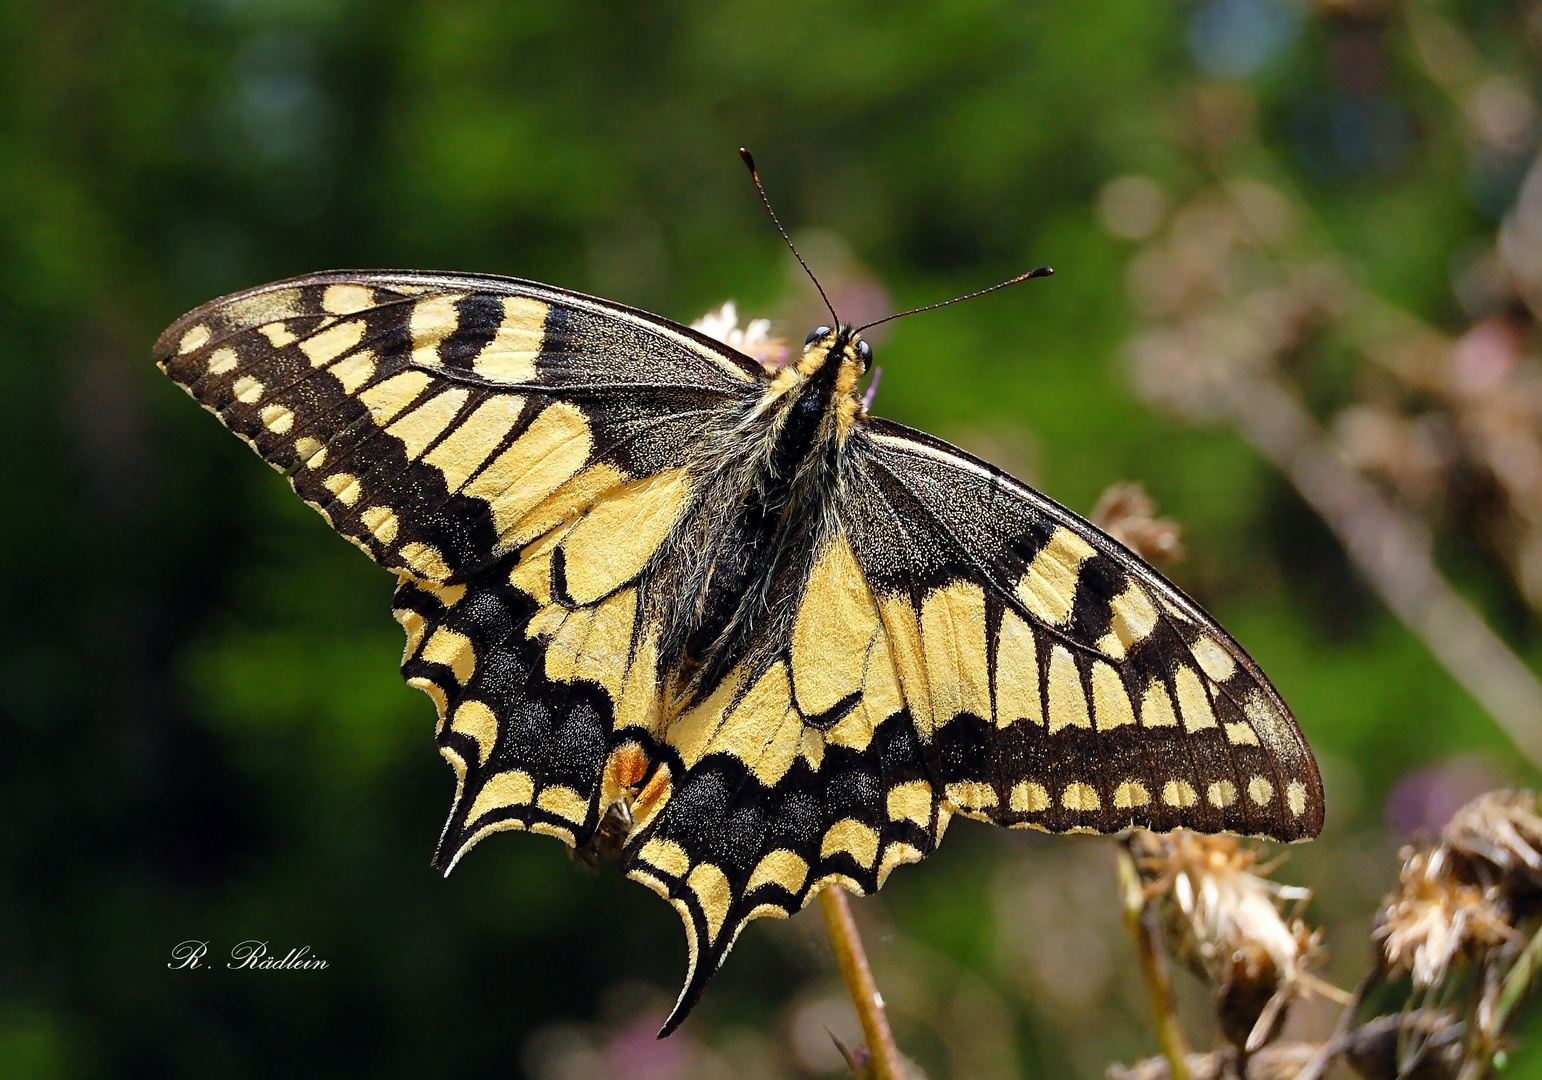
[[154, 272, 758, 583], [155, 269, 1321, 1038]]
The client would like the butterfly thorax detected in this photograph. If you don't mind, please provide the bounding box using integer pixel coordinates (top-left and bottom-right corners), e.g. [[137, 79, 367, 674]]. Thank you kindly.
[[649, 326, 871, 709]]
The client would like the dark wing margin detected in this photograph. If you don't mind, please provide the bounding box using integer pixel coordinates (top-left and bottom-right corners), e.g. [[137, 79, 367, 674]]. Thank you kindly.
[[152, 270, 762, 585]]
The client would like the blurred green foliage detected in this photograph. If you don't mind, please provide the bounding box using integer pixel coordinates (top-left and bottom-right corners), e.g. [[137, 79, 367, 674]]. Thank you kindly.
[[3, 0, 1541, 1077]]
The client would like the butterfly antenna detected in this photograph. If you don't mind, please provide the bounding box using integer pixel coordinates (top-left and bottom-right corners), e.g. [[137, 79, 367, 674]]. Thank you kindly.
[[739, 148, 839, 327], [855, 265, 1054, 333]]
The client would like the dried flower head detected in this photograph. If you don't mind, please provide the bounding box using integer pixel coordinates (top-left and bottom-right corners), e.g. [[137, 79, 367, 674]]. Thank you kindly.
[[1342, 1010, 1465, 1080], [1132, 831, 1319, 1049], [1375, 844, 1512, 990], [692, 301, 787, 371], [1443, 789, 1542, 892], [1092, 483, 1185, 564]]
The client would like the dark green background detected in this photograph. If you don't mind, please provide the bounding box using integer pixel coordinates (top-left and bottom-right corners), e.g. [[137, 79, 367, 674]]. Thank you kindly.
[[2, 0, 1538, 1076]]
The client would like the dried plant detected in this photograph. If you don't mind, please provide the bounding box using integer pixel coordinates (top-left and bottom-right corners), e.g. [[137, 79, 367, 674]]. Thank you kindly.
[[1111, 790, 1542, 1080]]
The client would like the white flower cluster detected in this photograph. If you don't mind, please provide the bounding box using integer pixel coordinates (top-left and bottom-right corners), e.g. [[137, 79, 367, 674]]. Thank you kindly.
[[691, 302, 786, 370]]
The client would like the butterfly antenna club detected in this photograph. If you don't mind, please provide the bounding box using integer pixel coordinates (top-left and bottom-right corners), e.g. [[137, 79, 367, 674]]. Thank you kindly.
[[855, 265, 1054, 333], [739, 148, 840, 327]]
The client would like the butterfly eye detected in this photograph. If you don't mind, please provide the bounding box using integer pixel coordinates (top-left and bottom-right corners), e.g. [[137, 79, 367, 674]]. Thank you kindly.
[[856, 339, 873, 372], [805, 326, 832, 346]]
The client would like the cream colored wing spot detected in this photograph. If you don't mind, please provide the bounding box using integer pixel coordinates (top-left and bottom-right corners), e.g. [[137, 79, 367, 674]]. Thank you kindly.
[[560, 468, 691, 605], [1243, 691, 1305, 764], [568, 588, 638, 701], [408, 294, 463, 367], [421, 627, 475, 684], [1191, 635, 1236, 681], [638, 837, 690, 878], [614, 625, 665, 738], [322, 283, 374, 315], [1225, 722, 1260, 746], [462, 402, 592, 543], [1207, 780, 1238, 808], [687, 863, 733, 940], [1114, 781, 1151, 808], [877, 843, 924, 888], [299, 319, 366, 368], [400, 542, 451, 581], [466, 770, 535, 822], [876, 596, 932, 738], [508, 462, 627, 548], [798, 727, 825, 771], [857, 622, 904, 732], [1046, 645, 1091, 733], [530, 821, 576, 845], [1248, 776, 1274, 805], [386, 388, 471, 460], [421, 395, 526, 494], [394, 606, 428, 660], [825, 702, 876, 752], [361, 505, 399, 545], [747, 849, 809, 894], [1287, 780, 1308, 817], [1098, 582, 1159, 660], [360, 371, 434, 425], [1061, 781, 1100, 812], [1140, 678, 1178, 727], [178, 325, 212, 354], [1162, 780, 1199, 808], [944, 781, 997, 814], [919, 580, 990, 728], [472, 297, 548, 382], [294, 436, 325, 467], [450, 700, 498, 764], [537, 785, 589, 824], [1174, 666, 1217, 732], [542, 606, 598, 685], [1090, 661, 1135, 732], [260, 404, 294, 434], [820, 819, 879, 869], [1016, 526, 1096, 626], [791, 532, 878, 716], [1010, 781, 1050, 812], [231, 375, 264, 404], [226, 287, 305, 328], [886, 780, 932, 825], [259, 323, 296, 348], [323, 473, 362, 505], [207, 347, 239, 376], [328, 350, 378, 393], [993, 609, 1042, 728]]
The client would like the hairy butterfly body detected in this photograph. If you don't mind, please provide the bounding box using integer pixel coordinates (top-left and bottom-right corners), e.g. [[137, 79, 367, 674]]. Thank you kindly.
[[155, 269, 1322, 1034]]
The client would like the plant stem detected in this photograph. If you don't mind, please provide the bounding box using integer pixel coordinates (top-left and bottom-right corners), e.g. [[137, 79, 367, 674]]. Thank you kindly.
[[819, 886, 905, 1080], [1458, 917, 1542, 1080], [1118, 841, 1191, 1080]]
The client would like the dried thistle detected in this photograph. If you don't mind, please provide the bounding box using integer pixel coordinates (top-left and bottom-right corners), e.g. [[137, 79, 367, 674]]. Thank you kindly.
[[1131, 831, 1321, 1050], [1342, 1010, 1465, 1080], [1443, 789, 1542, 893], [1374, 845, 1512, 990], [1106, 1041, 1319, 1080], [1092, 483, 1186, 564]]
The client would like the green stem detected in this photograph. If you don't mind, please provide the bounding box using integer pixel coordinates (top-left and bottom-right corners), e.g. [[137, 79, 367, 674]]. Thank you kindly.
[[1118, 840, 1191, 1080], [819, 886, 906, 1080]]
